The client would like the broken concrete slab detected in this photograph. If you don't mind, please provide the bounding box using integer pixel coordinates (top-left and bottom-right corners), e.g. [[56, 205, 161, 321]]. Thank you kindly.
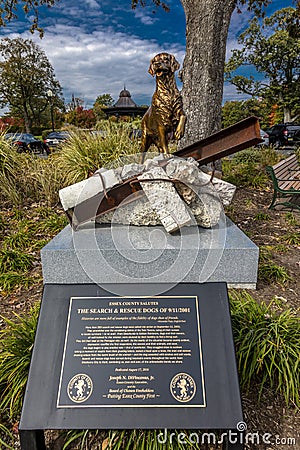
[[59, 169, 122, 211], [138, 165, 192, 233]]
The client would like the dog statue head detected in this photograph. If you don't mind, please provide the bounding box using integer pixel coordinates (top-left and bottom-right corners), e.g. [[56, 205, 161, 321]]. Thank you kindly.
[[148, 52, 180, 77]]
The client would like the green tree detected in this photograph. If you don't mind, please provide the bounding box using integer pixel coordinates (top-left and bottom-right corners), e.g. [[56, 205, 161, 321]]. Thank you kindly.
[[0, 37, 63, 133], [93, 93, 114, 120], [222, 98, 271, 129], [225, 7, 300, 123]]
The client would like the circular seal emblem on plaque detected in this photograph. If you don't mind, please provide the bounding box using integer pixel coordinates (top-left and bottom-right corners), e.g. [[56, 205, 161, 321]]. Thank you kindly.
[[67, 374, 93, 403], [170, 373, 196, 403]]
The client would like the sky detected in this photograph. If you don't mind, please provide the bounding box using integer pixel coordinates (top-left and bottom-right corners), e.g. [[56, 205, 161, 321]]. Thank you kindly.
[[0, 0, 295, 109]]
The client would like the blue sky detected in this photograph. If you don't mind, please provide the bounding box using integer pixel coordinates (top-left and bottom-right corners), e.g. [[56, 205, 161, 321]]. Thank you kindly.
[[0, 0, 294, 109]]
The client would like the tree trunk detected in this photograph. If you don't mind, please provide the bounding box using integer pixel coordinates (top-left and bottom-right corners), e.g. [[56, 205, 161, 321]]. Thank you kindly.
[[179, 0, 236, 148], [283, 106, 292, 123], [23, 105, 32, 133]]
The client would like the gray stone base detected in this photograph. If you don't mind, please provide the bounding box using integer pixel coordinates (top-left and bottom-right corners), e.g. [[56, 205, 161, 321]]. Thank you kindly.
[[41, 217, 259, 289]]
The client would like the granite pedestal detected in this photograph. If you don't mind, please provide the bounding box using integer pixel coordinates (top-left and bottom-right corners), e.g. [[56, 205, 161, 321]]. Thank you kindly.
[[41, 217, 259, 289]]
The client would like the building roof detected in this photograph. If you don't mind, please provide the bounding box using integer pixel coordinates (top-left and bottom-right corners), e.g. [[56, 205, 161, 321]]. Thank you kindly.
[[103, 86, 148, 118], [114, 87, 138, 108]]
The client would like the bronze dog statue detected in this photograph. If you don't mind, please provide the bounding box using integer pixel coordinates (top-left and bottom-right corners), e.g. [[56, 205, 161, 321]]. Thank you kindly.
[[140, 52, 186, 161]]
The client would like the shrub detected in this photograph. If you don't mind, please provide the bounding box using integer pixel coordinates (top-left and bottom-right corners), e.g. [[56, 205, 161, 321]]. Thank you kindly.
[[230, 290, 300, 406], [231, 148, 262, 164], [222, 147, 282, 188], [222, 161, 269, 188]]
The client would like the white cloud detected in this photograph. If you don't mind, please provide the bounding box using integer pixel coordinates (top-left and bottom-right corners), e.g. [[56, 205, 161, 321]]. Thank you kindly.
[[84, 0, 99, 9], [1, 0, 276, 116], [228, 5, 253, 40], [225, 5, 253, 62], [222, 82, 251, 104], [133, 9, 158, 26], [22, 25, 185, 108]]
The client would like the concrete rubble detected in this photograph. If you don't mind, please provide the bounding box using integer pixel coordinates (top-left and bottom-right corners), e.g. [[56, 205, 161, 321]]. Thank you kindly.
[[59, 155, 236, 233], [138, 160, 191, 233], [59, 168, 122, 212]]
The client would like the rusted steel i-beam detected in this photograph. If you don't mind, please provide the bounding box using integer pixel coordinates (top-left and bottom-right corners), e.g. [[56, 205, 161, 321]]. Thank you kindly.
[[66, 116, 262, 229], [174, 116, 262, 163]]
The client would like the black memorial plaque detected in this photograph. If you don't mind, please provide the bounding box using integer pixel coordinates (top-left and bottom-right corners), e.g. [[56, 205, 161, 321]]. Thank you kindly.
[[57, 296, 205, 408], [19, 282, 243, 431]]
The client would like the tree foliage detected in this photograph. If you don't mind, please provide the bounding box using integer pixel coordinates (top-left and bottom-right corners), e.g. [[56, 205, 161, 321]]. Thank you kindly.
[[130, 0, 276, 15], [225, 7, 300, 122], [65, 107, 96, 129], [287, 0, 300, 38], [0, 0, 56, 36], [93, 93, 114, 120], [131, 0, 300, 13], [94, 94, 114, 108], [222, 98, 271, 129], [0, 37, 63, 133]]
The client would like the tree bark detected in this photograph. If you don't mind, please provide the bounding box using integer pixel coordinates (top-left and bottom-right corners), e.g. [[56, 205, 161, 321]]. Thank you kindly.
[[283, 107, 291, 123], [23, 103, 32, 133], [179, 0, 236, 147]]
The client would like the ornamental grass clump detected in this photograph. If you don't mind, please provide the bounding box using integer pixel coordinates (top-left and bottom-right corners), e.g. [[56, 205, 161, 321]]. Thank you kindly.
[[0, 134, 23, 205], [258, 261, 292, 284], [230, 290, 300, 406], [0, 249, 33, 273], [0, 134, 66, 207], [0, 272, 39, 295], [0, 304, 40, 422], [280, 232, 300, 246], [258, 246, 292, 285], [57, 122, 141, 186]]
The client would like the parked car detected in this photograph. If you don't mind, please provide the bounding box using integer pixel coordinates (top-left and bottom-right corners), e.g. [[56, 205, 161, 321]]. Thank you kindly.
[[129, 129, 142, 140], [266, 123, 300, 147], [293, 128, 300, 147], [44, 131, 71, 151], [256, 129, 270, 147], [4, 133, 49, 154], [90, 130, 108, 138]]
